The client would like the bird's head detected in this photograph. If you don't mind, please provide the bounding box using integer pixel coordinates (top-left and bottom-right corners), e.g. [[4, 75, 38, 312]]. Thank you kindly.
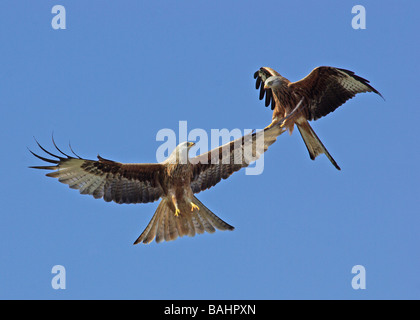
[[179, 141, 196, 150], [175, 141, 195, 149], [164, 141, 195, 164], [264, 76, 283, 89]]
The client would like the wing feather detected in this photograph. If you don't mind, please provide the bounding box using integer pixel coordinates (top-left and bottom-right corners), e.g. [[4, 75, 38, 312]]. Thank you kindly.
[[289, 66, 382, 120], [30, 143, 165, 204], [189, 123, 286, 193], [254, 67, 281, 110]]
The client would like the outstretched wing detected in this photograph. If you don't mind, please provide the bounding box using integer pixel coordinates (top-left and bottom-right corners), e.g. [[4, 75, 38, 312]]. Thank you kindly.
[[189, 123, 286, 194], [289, 66, 383, 121], [254, 67, 281, 110], [29, 140, 165, 204]]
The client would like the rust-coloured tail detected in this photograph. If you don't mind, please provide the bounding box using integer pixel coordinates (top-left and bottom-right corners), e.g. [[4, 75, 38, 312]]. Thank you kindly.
[[133, 196, 234, 244], [296, 121, 341, 170]]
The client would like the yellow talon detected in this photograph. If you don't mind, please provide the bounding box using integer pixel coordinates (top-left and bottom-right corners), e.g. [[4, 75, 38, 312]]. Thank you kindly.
[[190, 202, 200, 212], [174, 208, 181, 217]]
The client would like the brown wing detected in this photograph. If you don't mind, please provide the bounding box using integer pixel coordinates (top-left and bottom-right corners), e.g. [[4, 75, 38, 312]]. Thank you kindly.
[[254, 67, 281, 110], [189, 123, 286, 193], [29, 140, 164, 204], [289, 66, 382, 121]]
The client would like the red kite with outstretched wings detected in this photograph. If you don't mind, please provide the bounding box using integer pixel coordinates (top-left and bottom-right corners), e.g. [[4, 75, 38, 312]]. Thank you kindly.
[[254, 66, 382, 170], [30, 121, 287, 244]]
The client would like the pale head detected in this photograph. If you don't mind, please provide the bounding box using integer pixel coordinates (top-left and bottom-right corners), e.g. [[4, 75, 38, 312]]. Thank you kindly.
[[264, 76, 284, 89], [164, 141, 195, 164]]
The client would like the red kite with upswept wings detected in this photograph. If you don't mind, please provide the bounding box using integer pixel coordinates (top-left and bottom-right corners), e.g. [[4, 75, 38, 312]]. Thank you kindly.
[[254, 66, 382, 170]]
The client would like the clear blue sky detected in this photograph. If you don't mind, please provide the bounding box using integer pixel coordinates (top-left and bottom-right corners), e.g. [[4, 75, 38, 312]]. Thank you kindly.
[[1, 0, 419, 299]]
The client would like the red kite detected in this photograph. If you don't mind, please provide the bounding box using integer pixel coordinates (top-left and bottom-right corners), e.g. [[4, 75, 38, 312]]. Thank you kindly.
[[254, 66, 382, 170], [29, 122, 286, 244]]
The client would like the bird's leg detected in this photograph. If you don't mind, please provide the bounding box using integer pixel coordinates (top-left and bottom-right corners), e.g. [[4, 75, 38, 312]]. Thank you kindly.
[[271, 97, 305, 129], [265, 118, 278, 129], [190, 202, 200, 212], [171, 195, 181, 217], [283, 97, 305, 125], [279, 120, 286, 128]]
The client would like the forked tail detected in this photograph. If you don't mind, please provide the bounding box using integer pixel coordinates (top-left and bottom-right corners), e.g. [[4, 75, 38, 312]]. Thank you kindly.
[[296, 120, 341, 170], [133, 196, 234, 244]]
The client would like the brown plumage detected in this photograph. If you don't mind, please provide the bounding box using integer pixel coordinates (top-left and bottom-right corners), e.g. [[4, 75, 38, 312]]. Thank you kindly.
[[29, 121, 286, 244], [254, 66, 383, 170]]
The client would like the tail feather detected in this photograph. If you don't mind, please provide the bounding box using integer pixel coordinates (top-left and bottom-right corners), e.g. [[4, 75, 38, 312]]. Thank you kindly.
[[191, 210, 206, 234], [165, 208, 179, 242], [133, 196, 234, 244], [296, 121, 341, 170], [192, 196, 234, 232], [143, 202, 164, 243]]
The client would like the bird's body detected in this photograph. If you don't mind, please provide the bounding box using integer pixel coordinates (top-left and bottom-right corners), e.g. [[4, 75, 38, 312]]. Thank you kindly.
[[254, 66, 382, 170], [30, 123, 287, 244]]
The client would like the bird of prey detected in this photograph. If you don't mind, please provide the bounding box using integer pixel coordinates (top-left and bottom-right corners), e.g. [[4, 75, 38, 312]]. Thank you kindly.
[[29, 121, 287, 244], [254, 66, 382, 170]]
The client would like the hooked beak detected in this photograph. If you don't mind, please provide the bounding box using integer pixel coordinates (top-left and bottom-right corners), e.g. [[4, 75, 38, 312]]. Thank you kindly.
[[188, 142, 195, 147]]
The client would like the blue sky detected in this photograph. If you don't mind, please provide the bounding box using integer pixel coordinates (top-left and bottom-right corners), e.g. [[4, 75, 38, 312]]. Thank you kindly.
[[0, 0, 419, 299]]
